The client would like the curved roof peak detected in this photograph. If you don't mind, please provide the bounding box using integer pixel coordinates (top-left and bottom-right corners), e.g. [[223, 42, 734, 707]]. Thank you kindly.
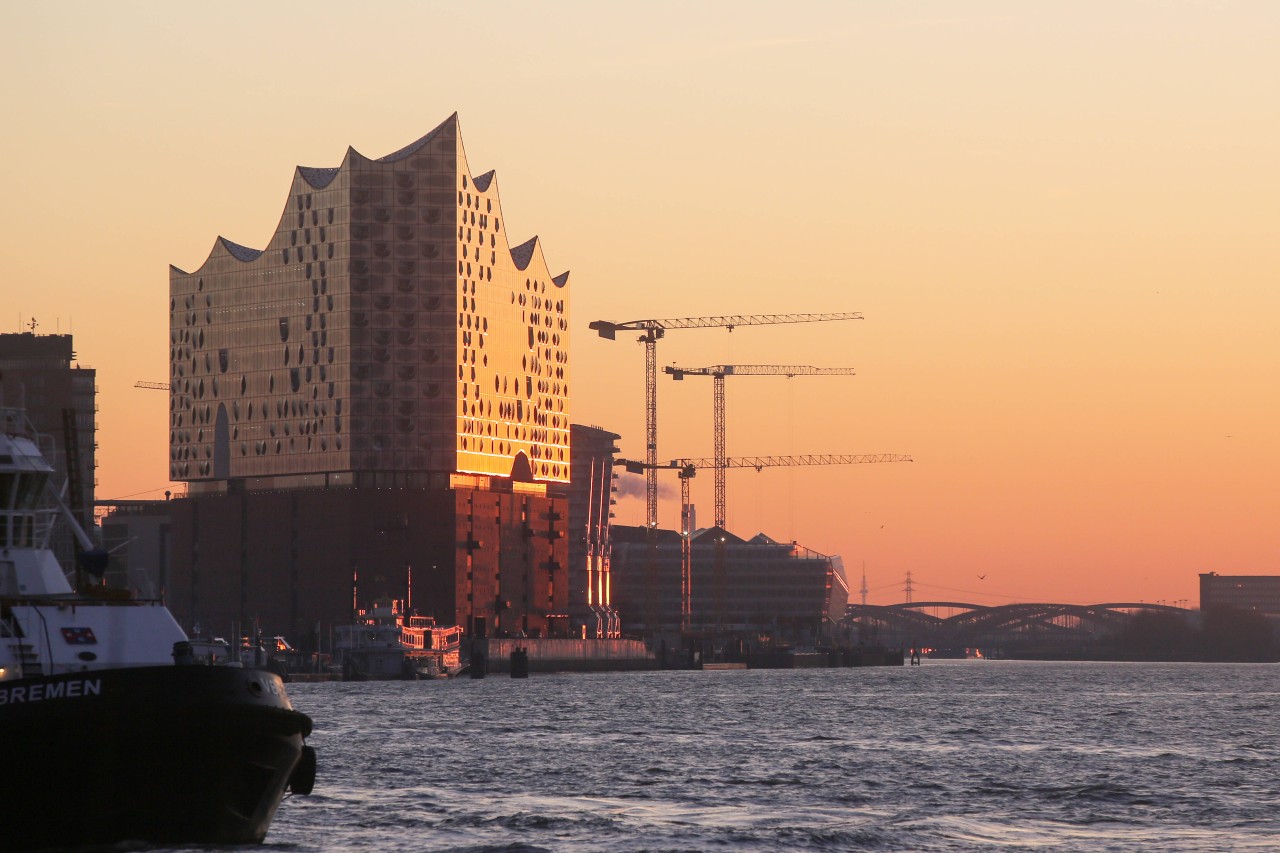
[[552, 271, 570, 288], [471, 169, 495, 192], [298, 165, 340, 188], [510, 236, 540, 271], [218, 237, 264, 262], [376, 112, 459, 163]]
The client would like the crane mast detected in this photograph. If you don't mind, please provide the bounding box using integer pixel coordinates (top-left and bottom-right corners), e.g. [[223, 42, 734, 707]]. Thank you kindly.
[[617, 458, 697, 631], [665, 364, 858, 528], [589, 312, 863, 528], [644, 328, 660, 527]]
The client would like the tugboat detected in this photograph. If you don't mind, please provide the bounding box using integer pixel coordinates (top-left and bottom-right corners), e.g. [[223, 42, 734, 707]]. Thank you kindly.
[[0, 408, 315, 850]]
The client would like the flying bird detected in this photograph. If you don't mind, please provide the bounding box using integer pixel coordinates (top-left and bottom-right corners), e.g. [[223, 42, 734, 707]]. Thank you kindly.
[[977, 574, 987, 580]]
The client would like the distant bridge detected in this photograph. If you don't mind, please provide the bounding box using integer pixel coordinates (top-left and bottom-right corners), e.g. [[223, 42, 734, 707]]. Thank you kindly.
[[844, 601, 1194, 656]]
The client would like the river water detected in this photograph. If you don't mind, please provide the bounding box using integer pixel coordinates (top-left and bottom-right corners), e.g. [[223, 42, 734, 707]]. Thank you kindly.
[[250, 662, 1275, 852]]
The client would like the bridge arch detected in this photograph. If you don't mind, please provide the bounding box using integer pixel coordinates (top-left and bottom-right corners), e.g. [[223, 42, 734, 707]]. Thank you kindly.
[[844, 602, 1195, 656]]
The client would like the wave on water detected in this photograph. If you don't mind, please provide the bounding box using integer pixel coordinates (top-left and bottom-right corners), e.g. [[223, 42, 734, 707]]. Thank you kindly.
[[248, 663, 1280, 852]]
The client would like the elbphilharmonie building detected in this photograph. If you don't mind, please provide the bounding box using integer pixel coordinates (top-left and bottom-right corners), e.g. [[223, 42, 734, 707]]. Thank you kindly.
[[169, 113, 570, 488], [165, 116, 583, 643]]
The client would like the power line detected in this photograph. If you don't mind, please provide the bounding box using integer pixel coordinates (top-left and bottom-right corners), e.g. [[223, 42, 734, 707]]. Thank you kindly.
[[912, 580, 1095, 606], [866, 580, 901, 592], [97, 485, 179, 501]]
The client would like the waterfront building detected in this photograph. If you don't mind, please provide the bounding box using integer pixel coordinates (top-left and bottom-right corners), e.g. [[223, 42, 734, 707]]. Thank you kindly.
[[98, 499, 173, 597], [1199, 572, 1280, 616], [610, 524, 850, 641], [568, 424, 621, 638], [166, 115, 572, 644], [0, 332, 97, 566]]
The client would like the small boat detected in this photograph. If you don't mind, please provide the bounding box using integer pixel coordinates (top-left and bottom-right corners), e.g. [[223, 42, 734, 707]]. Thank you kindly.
[[0, 407, 315, 850], [401, 613, 464, 678], [236, 630, 299, 679], [335, 600, 408, 680], [336, 599, 463, 680]]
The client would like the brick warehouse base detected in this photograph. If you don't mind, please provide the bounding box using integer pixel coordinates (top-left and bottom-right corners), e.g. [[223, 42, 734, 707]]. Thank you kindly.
[[167, 483, 567, 650]]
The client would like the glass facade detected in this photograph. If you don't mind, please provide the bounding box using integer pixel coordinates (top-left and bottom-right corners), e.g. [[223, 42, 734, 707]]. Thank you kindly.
[[169, 114, 571, 485]]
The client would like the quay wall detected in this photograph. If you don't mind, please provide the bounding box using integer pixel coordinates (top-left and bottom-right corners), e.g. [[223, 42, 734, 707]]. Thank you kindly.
[[476, 638, 656, 673]]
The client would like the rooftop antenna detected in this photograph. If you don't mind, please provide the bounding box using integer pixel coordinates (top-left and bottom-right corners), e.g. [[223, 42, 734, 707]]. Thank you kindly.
[[28, 317, 38, 333]]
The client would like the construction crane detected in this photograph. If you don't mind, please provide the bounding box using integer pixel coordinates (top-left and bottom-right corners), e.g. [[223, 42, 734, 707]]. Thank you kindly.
[[617, 458, 697, 631], [671, 453, 913, 470], [616, 453, 912, 632], [588, 313, 863, 529], [134, 381, 171, 391], [665, 364, 857, 528]]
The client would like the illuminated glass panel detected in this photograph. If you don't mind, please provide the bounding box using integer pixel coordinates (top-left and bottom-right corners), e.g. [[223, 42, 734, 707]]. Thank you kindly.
[[169, 116, 571, 484]]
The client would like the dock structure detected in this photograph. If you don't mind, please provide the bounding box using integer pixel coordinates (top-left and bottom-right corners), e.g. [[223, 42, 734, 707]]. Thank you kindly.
[[471, 638, 656, 674]]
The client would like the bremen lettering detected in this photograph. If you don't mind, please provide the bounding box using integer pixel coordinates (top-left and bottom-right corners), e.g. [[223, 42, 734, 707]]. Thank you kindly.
[[0, 678, 102, 705]]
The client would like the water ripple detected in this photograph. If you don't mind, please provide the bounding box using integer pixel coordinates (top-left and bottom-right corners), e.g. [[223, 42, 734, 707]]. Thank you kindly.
[[202, 662, 1280, 852]]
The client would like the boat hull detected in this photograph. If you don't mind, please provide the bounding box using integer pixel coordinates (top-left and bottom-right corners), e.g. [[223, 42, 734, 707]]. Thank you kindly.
[[0, 664, 312, 851]]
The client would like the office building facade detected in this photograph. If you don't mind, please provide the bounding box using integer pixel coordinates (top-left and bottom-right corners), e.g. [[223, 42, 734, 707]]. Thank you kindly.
[[1200, 572, 1280, 616], [611, 525, 850, 641]]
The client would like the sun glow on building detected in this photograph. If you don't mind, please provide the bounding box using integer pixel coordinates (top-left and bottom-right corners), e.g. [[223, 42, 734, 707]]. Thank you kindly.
[[169, 114, 571, 490]]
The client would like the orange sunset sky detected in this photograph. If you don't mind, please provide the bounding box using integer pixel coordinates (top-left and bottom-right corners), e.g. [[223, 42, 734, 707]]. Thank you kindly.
[[1, 2, 1276, 606]]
